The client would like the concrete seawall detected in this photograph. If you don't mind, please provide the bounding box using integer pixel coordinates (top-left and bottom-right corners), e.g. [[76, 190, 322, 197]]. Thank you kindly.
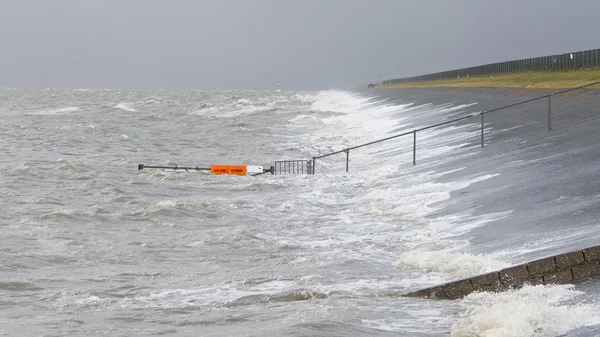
[[405, 245, 600, 300]]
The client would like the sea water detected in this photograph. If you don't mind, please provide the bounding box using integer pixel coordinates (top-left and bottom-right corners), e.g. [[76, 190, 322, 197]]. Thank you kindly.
[[1, 88, 599, 336]]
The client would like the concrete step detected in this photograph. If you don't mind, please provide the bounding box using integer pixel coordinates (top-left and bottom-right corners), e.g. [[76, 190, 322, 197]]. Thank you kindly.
[[404, 245, 600, 300]]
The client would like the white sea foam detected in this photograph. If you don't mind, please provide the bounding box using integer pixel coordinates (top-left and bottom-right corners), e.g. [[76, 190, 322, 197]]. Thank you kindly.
[[291, 90, 412, 154], [194, 93, 289, 117], [395, 250, 509, 280], [155, 200, 177, 208], [288, 114, 321, 124], [231, 98, 253, 107], [306, 99, 478, 170], [29, 107, 80, 115], [294, 92, 318, 103], [38, 209, 76, 220], [310, 90, 374, 113], [451, 285, 600, 337], [133, 200, 179, 216], [137, 199, 217, 216], [122, 279, 309, 309], [114, 103, 136, 111]]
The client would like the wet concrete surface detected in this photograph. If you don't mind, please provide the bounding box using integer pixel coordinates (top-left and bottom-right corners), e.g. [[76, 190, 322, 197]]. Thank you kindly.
[[366, 87, 600, 261]]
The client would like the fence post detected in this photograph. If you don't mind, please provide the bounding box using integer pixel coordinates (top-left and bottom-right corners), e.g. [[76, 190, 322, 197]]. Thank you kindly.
[[312, 157, 316, 174], [547, 95, 552, 131], [413, 130, 417, 165], [481, 111, 485, 147], [345, 149, 349, 172]]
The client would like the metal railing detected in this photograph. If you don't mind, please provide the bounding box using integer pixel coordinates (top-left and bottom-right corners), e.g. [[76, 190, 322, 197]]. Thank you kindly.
[[274, 160, 312, 175], [384, 48, 600, 84], [309, 81, 600, 174]]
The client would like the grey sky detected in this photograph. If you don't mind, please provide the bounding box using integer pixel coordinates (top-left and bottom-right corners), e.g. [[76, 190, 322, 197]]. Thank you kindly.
[[1, 0, 599, 90]]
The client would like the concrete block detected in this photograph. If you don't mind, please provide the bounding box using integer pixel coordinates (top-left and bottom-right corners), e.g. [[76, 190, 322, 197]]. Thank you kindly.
[[543, 269, 573, 285], [405, 286, 446, 300], [583, 246, 600, 262], [555, 251, 585, 269], [472, 281, 509, 293], [402, 245, 600, 302], [470, 272, 500, 286], [442, 279, 473, 300], [524, 277, 544, 286], [499, 265, 529, 285], [572, 262, 600, 281], [527, 257, 557, 275]]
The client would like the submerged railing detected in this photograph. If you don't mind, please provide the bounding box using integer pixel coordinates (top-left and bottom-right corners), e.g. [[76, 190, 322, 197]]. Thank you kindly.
[[274, 160, 312, 175], [308, 81, 600, 174]]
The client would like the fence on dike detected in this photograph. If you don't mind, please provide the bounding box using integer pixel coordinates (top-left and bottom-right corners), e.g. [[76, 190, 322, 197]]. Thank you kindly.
[[383, 48, 600, 85], [306, 81, 600, 174]]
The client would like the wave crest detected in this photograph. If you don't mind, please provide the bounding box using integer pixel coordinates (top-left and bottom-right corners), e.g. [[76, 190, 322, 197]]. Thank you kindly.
[[395, 250, 509, 280], [452, 284, 600, 337], [114, 103, 136, 112]]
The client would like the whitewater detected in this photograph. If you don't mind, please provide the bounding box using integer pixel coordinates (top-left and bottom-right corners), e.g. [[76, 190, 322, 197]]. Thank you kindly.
[[1, 87, 599, 336]]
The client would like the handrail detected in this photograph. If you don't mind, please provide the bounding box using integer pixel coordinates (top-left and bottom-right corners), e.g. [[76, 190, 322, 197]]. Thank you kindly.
[[311, 81, 600, 173], [416, 114, 475, 133]]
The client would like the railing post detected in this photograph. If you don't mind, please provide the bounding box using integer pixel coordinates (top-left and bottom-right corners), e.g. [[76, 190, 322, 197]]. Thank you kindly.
[[481, 111, 485, 147], [547, 95, 552, 131], [413, 130, 417, 165], [345, 149, 349, 172], [312, 157, 316, 175]]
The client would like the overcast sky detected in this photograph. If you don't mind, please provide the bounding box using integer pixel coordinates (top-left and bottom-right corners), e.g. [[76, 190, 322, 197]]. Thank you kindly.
[[1, 0, 599, 90]]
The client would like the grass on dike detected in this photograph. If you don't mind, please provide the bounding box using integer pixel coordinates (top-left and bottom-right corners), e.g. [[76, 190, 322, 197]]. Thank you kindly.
[[377, 68, 600, 89]]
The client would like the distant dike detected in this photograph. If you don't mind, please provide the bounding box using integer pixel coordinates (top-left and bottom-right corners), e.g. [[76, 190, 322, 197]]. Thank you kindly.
[[371, 47, 600, 89], [405, 245, 600, 300]]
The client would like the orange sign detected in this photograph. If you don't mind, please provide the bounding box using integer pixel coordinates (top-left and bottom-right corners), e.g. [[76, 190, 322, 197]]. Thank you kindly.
[[210, 165, 230, 175], [210, 165, 247, 176], [229, 166, 247, 176]]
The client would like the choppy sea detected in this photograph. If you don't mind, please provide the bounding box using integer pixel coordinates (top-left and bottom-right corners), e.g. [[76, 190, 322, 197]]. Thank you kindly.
[[1, 88, 599, 336]]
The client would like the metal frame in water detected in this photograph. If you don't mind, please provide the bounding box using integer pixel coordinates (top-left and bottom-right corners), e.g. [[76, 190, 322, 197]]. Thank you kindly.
[[274, 160, 313, 175]]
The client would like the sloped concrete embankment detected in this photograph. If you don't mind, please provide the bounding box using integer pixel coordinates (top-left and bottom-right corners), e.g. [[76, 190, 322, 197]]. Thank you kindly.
[[405, 245, 600, 300]]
